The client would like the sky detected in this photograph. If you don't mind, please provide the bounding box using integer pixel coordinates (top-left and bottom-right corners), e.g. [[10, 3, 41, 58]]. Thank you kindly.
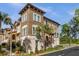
[[0, 3, 79, 28]]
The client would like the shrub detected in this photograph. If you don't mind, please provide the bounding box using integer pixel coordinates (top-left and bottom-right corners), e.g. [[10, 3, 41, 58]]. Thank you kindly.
[[16, 41, 25, 52], [0, 45, 2, 51], [1, 43, 7, 48], [29, 51, 33, 55], [16, 41, 21, 47]]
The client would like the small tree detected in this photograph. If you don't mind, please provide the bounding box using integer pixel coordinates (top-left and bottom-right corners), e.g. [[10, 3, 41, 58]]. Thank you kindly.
[[36, 24, 54, 51], [35, 25, 41, 53], [61, 24, 71, 45]]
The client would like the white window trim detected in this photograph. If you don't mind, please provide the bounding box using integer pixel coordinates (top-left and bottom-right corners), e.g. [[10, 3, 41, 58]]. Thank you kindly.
[[33, 13, 36, 21], [22, 25, 27, 29], [22, 13, 27, 22], [25, 13, 27, 21], [32, 25, 37, 35], [37, 14, 41, 22], [33, 13, 41, 22], [22, 25, 28, 36]]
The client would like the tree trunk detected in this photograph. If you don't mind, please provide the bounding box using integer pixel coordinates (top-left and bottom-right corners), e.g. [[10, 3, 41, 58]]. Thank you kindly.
[[50, 35, 53, 48], [35, 40, 38, 53], [10, 33, 12, 56], [44, 40, 46, 51]]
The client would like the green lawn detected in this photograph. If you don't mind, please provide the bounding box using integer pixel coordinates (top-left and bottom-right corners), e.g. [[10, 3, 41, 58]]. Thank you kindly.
[[18, 45, 64, 56]]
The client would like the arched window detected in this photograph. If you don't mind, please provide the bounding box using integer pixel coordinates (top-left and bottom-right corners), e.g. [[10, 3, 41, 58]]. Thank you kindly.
[[12, 34, 16, 40]]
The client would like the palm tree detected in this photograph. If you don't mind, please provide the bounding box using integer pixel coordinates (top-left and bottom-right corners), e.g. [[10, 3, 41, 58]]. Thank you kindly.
[[0, 11, 10, 29], [0, 11, 13, 55], [3, 16, 13, 56], [0, 12, 4, 29], [4, 16, 12, 26]]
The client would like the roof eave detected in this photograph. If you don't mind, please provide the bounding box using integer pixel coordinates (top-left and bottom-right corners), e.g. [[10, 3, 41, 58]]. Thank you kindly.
[[19, 3, 46, 14], [44, 16, 60, 26]]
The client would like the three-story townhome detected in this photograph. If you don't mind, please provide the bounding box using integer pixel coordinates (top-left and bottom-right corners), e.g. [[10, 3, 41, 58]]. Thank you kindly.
[[16, 3, 60, 53]]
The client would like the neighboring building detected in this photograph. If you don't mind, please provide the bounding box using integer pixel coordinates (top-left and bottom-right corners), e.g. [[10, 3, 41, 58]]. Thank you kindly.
[[14, 3, 60, 53], [0, 28, 19, 45], [0, 29, 5, 44], [13, 18, 21, 42]]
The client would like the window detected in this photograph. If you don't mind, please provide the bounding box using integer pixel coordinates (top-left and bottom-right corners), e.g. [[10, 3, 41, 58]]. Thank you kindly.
[[0, 36, 3, 40], [22, 13, 27, 22], [21, 15, 23, 22], [24, 28, 26, 36], [37, 15, 41, 22], [54, 33, 59, 38], [45, 20, 48, 24], [22, 27, 28, 36], [25, 27, 28, 35], [12, 34, 16, 40], [22, 28, 24, 36], [33, 13, 41, 22], [32, 25, 37, 35], [25, 14, 27, 21], [33, 13, 36, 21]]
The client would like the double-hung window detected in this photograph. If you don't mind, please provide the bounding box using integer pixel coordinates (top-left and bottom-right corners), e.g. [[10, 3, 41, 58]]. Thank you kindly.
[[33, 13, 41, 22], [22, 28, 24, 36], [37, 15, 41, 22], [33, 13, 36, 21], [22, 26, 28, 36], [54, 32, 59, 38], [22, 13, 27, 22], [25, 14, 27, 21], [32, 25, 37, 35]]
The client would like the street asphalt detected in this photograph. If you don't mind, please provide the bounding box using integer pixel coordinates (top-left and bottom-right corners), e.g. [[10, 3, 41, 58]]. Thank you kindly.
[[42, 46, 79, 56]]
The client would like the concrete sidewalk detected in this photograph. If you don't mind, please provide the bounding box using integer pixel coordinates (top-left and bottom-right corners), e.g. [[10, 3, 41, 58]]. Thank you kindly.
[[36, 44, 79, 56]]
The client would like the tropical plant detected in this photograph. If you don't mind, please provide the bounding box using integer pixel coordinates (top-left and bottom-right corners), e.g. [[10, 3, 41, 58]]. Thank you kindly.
[[36, 24, 54, 51], [16, 41, 24, 52], [35, 26, 40, 53], [0, 11, 12, 29]]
